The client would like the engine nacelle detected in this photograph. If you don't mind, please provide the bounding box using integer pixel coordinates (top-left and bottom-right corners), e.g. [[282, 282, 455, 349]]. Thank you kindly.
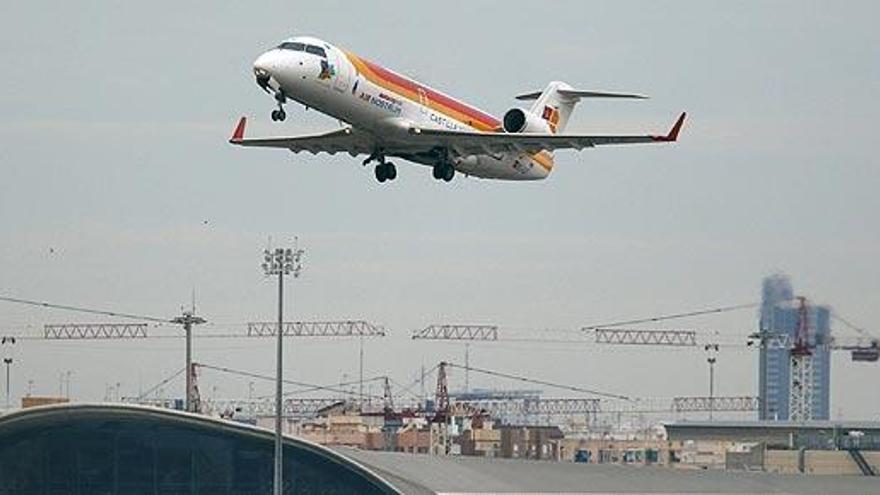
[[502, 108, 552, 134]]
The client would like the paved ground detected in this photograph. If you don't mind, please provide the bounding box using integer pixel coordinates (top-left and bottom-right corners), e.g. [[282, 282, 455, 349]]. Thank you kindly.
[[334, 447, 880, 494]]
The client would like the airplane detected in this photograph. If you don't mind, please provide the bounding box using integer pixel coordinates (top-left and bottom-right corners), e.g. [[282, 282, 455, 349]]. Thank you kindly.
[[229, 35, 685, 183]]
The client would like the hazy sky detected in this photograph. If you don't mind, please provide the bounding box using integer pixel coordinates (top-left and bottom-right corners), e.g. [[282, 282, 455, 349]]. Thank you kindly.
[[1, 1, 878, 419]]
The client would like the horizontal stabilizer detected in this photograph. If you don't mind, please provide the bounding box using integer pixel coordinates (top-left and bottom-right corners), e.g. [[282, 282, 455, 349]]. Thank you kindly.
[[516, 89, 648, 101]]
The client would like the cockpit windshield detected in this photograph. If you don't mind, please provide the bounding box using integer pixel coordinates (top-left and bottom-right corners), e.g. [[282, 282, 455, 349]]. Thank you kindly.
[[305, 45, 327, 58], [277, 41, 327, 59], [278, 41, 305, 51]]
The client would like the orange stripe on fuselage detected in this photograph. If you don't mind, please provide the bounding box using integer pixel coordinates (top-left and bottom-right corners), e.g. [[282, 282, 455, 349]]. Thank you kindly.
[[343, 50, 553, 172]]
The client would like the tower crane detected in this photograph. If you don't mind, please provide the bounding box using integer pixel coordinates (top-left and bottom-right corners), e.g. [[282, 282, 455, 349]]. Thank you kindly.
[[789, 297, 815, 422]]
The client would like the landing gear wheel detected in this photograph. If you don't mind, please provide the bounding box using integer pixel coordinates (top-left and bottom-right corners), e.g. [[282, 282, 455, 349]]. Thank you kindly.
[[385, 162, 397, 181], [432, 162, 454, 181], [375, 163, 396, 183], [270, 109, 287, 121], [442, 165, 455, 182]]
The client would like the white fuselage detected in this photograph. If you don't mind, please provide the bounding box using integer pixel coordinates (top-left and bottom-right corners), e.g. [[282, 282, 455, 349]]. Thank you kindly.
[[253, 36, 552, 180]]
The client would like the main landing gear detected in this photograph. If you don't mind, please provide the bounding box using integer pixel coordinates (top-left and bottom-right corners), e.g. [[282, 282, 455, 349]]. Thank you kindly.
[[374, 162, 397, 183], [363, 151, 397, 183], [432, 162, 455, 182], [270, 90, 286, 122]]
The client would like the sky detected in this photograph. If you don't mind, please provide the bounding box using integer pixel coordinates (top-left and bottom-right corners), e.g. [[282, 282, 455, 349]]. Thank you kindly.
[[1, 1, 878, 420]]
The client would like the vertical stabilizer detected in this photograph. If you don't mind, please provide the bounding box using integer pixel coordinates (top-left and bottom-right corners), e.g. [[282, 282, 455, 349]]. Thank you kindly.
[[516, 81, 648, 133], [528, 81, 576, 133]]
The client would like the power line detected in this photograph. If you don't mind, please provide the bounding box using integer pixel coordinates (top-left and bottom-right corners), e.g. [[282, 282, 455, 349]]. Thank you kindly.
[[582, 302, 759, 330], [196, 363, 383, 399], [273, 375, 387, 399], [445, 362, 628, 401], [0, 295, 169, 323], [137, 367, 185, 400], [831, 311, 877, 339], [394, 363, 439, 401], [389, 377, 424, 402]]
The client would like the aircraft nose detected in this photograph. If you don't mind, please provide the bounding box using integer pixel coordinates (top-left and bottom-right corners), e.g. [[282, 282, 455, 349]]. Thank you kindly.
[[253, 51, 276, 75], [253, 51, 278, 93]]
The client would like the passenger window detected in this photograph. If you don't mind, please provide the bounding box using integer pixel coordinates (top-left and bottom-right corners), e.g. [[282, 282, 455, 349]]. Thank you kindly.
[[305, 45, 327, 58], [278, 42, 305, 51]]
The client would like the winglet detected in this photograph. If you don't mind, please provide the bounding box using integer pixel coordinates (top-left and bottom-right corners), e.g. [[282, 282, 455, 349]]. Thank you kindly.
[[653, 112, 686, 142], [230, 116, 247, 143]]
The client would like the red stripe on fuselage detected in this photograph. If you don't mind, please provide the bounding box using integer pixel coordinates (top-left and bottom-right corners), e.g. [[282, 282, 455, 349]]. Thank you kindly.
[[355, 57, 501, 130]]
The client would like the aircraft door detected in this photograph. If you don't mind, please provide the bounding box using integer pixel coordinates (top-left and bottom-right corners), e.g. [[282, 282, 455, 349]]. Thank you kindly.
[[418, 87, 430, 118], [330, 49, 352, 93]]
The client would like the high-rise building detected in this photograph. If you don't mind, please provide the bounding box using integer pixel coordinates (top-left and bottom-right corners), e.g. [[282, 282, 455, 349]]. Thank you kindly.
[[758, 274, 831, 420]]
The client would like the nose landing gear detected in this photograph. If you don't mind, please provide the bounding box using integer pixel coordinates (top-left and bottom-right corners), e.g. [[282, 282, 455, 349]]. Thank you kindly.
[[270, 91, 287, 122], [270, 109, 286, 121]]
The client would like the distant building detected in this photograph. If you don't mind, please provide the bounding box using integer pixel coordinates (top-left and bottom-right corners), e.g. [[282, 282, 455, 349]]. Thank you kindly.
[[498, 425, 564, 460], [20, 396, 69, 408], [758, 274, 831, 420]]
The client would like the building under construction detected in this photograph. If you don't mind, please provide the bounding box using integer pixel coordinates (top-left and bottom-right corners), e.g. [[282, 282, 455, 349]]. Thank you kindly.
[[758, 274, 832, 421]]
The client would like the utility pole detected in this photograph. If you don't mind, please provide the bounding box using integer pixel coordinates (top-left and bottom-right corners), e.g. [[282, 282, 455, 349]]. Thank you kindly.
[[359, 336, 364, 405], [420, 363, 426, 407], [1, 336, 15, 409], [3, 358, 11, 409], [705, 343, 719, 420], [433, 361, 450, 455], [262, 240, 304, 495], [464, 343, 470, 393], [172, 311, 206, 413]]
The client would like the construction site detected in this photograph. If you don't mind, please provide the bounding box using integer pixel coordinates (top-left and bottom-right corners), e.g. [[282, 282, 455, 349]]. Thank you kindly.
[[2, 274, 878, 487]]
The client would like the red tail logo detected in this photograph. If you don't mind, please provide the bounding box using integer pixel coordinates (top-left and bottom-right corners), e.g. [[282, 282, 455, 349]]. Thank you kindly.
[[542, 105, 560, 133]]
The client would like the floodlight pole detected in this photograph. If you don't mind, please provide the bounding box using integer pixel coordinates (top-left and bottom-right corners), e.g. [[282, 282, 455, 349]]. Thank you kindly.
[[262, 241, 303, 495], [705, 343, 719, 420], [1, 336, 14, 410], [3, 358, 11, 409], [274, 263, 284, 495]]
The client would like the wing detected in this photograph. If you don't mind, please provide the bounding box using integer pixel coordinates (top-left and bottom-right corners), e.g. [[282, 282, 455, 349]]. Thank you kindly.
[[407, 112, 686, 155], [228, 117, 373, 156], [228, 112, 685, 158]]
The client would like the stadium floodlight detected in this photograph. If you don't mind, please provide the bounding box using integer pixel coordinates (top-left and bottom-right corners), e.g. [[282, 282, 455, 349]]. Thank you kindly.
[[262, 240, 304, 495]]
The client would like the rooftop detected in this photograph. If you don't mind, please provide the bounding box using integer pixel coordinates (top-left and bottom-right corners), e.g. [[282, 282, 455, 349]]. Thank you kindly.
[[664, 420, 880, 431], [334, 447, 879, 494]]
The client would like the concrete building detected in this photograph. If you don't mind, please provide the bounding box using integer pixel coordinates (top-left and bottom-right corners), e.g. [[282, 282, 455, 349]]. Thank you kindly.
[[457, 414, 501, 457], [396, 424, 432, 454], [498, 425, 564, 460], [555, 436, 673, 465], [664, 420, 880, 474], [758, 274, 832, 420]]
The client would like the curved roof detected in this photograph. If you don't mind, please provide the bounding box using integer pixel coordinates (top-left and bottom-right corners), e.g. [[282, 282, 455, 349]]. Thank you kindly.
[[0, 403, 401, 495]]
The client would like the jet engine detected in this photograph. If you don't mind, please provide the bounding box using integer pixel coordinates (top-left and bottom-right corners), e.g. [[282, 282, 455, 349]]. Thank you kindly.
[[502, 108, 552, 134]]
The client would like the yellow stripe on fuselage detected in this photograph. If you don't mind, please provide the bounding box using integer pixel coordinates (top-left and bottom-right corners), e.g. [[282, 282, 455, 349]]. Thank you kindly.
[[344, 51, 553, 173]]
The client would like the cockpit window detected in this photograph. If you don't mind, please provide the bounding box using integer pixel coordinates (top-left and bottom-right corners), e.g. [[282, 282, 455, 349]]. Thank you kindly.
[[278, 41, 305, 51], [305, 45, 327, 58]]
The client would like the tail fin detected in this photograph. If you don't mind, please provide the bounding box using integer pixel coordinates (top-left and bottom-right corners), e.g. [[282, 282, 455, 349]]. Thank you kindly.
[[515, 81, 647, 133]]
